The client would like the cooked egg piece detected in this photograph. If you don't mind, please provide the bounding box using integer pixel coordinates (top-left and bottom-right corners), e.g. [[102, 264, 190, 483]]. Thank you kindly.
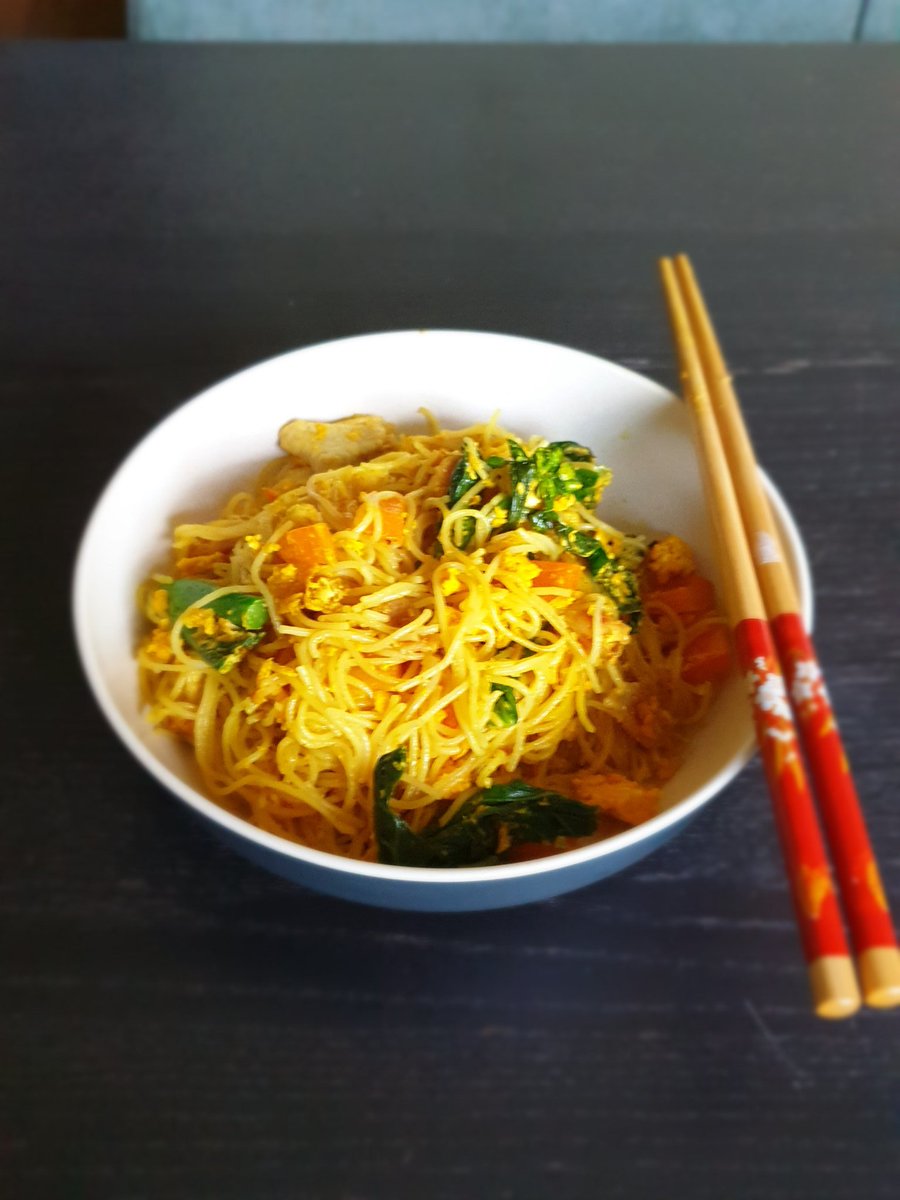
[[303, 573, 345, 613], [646, 534, 695, 583]]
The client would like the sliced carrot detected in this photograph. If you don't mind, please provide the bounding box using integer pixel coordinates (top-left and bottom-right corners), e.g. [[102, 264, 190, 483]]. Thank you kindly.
[[441, 704, 460, 730], [376, 495, 407, 543], [279, 522, 336, 578], [532, 560, 585, 591], [681, 625, 733, 685], [569, 772, 660, 826], [645, 572, 715, 625], [355, 495, 407, 544]]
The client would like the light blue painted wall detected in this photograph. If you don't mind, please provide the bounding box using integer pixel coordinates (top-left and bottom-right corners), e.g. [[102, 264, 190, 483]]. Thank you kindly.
[[129, 0, 870, 43], [861, 0, 900, 40]]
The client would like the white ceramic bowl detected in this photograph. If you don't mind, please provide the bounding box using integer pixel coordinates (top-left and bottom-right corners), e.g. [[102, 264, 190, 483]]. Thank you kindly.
[[74, 331, 812, 910]]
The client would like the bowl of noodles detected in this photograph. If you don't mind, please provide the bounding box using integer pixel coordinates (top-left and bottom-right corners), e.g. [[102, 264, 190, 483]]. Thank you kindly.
[[74, 330, 812, 910]]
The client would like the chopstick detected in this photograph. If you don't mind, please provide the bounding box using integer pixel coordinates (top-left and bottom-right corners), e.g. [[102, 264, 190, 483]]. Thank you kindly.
[[670, 254, 900, 1010], [658, 257, 861, 1019]]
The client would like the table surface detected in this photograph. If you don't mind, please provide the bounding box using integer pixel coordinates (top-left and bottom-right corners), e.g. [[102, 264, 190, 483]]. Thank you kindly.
[[2, 42, 899, 1199]]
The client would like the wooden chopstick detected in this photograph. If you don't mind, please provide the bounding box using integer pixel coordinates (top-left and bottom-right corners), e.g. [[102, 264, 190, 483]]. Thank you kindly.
[[672, 253, 900, 1010], [658, 257, 861, 1019]]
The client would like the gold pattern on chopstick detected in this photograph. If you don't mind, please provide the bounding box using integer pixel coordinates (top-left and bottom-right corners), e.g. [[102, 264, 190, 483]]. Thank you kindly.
[[867, 861, 889, 913], [799, 864, 834, 921]]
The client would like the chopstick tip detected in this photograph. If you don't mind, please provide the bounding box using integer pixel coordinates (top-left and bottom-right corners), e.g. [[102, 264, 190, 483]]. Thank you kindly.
[[809, 956, 862, 1019], [859, 947, 900, 1010]]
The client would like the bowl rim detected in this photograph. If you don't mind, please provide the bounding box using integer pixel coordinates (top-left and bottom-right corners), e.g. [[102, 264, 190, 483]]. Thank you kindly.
[[72, 328, 813, 885]]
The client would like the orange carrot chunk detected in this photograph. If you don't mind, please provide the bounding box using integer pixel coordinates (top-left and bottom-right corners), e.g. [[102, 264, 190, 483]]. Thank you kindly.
[[376, 495, 407, 543], [646, 572, 715, 625], [279, 522, 336, 578], [569, 772, 660, 826], [532, 560, 585, 591], [355, 495, 407, 544], [681, 625, 733, 685]]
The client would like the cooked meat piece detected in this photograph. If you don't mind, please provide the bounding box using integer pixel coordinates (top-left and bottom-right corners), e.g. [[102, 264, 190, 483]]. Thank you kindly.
[[278, 415, 397, 472]]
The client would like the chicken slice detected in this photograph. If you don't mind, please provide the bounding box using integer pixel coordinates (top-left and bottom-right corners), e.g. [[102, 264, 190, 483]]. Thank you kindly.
[[278, 415, 397, 472]]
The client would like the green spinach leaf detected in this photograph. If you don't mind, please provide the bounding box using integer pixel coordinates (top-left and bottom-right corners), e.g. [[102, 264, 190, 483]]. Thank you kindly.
[[373, 752, 597, 867], [490, 682, 519, 727], [166, 579, 268, 672]]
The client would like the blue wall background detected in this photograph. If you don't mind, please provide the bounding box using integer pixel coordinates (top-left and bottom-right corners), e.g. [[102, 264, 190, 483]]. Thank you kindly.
[[129, 1, 899, 42]]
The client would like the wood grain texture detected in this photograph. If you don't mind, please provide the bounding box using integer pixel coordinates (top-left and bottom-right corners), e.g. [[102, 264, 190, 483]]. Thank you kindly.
[[1, 44, 899, 1200]]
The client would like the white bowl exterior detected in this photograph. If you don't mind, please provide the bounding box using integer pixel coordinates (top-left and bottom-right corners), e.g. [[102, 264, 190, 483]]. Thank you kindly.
[[74, 331, 812, 910]]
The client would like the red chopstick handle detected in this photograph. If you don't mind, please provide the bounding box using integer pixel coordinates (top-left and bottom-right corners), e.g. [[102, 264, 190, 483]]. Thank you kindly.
[[771, 611, 898, 955], [734, 618, 850, 963]]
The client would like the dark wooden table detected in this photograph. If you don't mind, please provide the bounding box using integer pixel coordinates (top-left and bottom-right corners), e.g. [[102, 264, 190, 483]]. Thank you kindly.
[[2, 43, 899, 1199]]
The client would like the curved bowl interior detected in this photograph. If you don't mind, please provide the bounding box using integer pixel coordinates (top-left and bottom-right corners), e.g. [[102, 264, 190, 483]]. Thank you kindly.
[[74, 330, 812, 909]]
